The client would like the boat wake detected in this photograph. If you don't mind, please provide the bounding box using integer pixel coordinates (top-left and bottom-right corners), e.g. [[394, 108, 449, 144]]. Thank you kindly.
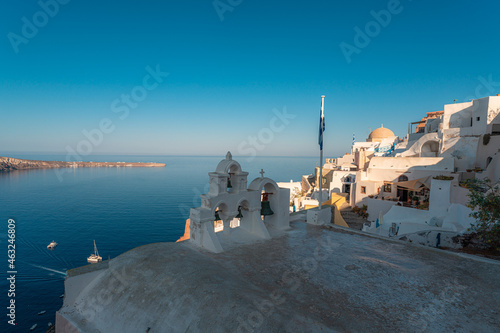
[[26, 263, 67, 277], [17, 237, 74, 269]]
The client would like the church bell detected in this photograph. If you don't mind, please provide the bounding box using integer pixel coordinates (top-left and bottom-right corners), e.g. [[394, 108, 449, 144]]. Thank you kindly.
[[235, 207, 243, 219], [214, 210, 221, 221], [227, 178, 232, 188], [260, 200, 274, 216]]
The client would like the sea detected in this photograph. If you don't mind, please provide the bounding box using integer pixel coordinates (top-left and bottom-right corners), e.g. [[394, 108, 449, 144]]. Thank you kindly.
[[0, 154, 317, 332]]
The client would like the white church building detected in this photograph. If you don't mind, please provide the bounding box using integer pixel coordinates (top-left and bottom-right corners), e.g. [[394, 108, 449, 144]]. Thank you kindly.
[[189, 152, 290, 253]]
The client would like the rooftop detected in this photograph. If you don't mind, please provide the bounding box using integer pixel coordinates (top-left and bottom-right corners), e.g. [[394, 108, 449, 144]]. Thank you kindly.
[[57, 218, 500, 332]]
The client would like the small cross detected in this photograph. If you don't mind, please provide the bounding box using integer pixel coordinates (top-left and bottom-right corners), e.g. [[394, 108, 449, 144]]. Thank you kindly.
[[260, 169, 265, 178]]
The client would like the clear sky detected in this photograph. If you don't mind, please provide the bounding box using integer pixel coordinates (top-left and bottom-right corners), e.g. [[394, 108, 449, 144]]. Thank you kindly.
[[1, 0, 499, 158]]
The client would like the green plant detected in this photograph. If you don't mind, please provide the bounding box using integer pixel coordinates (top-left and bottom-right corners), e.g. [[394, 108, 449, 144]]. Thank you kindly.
[[353, 204, 368, 219], [433, 175, 454, 180], [408, 191, 415, 201], [463, 178, 500, 251], [418, 203, 429, 210]]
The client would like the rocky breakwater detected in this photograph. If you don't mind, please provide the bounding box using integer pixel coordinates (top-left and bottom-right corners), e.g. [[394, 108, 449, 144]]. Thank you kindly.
[[0, 156, 166, 172]]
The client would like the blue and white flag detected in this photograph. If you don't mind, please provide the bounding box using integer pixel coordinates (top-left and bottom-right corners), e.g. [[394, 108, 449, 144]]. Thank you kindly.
[[352, 133, 355, 146], [319, 104, 325, 150]]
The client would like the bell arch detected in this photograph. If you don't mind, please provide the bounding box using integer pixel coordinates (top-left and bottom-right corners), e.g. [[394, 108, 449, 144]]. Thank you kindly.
[[214, 153, 247, 193], [233, 198, 251, 229], [248, 177, 288, 229], [248, 177, 279, 192], [215, 154, 243, 175], [212, 202, 229, 233]]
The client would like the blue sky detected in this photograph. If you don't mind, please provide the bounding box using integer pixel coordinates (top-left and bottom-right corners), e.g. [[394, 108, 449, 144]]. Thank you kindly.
[[1, 0, 499, 158]]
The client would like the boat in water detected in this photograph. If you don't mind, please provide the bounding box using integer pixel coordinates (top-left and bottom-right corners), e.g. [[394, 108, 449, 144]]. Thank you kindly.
[[87, 240, 102, 264], [47, 241, 57, 249], [38, 310, 46, 315], [30, 323, 37, 331]]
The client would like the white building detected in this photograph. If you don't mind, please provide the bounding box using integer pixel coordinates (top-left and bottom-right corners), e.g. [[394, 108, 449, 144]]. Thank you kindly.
[[276, 180, 301, 211], [399, 95, 500, 175], [356, 95, 500, 245], [295, 95, 500, 246]]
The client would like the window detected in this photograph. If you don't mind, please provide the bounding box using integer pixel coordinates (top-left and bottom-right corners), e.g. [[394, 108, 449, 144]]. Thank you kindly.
[[384, 183, 392, 192], [398, 175, 408, 182], [361, 186, 366, 194], [477, 116, 480, 121]]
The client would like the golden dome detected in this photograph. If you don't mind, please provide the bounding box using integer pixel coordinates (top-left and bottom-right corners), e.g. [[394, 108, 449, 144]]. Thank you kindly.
[[368, 126, 395, 141]]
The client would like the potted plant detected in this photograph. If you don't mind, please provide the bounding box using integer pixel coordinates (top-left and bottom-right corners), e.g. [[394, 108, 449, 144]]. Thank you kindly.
[[433, 175, 454, 180]]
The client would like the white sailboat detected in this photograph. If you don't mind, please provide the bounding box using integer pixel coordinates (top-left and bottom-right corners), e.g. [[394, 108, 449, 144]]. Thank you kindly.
[[87, 240, 102, 264]]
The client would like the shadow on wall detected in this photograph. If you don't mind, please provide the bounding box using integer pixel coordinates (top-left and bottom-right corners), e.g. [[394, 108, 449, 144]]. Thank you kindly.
[[440, 136, 479, 171], [420, 140, 440, 157], [448, 104, 473, 129]]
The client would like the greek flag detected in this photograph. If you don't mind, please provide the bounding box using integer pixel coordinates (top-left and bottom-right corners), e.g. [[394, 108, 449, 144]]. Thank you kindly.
[[319, 105, 325, 150], [352, 133, 355, 146]]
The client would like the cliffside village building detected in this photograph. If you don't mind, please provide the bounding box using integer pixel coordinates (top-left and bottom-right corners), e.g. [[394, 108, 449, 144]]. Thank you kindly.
[[295, 95, 500, 244]]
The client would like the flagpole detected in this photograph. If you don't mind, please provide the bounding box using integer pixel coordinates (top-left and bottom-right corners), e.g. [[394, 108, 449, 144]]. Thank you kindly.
[[318, 95, 325, 209]]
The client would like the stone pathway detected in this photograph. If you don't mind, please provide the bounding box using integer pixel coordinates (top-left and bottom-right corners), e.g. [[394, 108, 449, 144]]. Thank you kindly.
[[339, 202, 368, 230]]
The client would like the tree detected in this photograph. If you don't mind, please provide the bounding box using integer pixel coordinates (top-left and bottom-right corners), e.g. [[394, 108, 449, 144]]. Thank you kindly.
[[464, 178, 500, 251]]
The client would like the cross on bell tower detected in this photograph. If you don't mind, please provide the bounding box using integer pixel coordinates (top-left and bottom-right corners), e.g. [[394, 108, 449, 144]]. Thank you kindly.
[[260, 169, 265, 178]]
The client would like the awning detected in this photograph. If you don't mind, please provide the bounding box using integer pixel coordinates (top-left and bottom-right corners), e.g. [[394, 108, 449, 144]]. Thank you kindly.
[[340, 163, 357, 169], [392, 176, 431, 191]]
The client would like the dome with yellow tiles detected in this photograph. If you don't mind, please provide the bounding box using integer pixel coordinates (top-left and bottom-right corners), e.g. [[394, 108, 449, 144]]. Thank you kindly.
[[367, 125, 395, 142]]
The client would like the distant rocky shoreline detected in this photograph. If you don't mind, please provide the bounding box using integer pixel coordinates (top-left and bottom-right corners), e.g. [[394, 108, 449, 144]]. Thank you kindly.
[[0, 156, 166, 172]]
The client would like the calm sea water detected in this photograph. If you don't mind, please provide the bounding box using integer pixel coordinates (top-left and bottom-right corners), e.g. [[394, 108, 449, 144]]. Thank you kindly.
[[1, 154, 317, 332]]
